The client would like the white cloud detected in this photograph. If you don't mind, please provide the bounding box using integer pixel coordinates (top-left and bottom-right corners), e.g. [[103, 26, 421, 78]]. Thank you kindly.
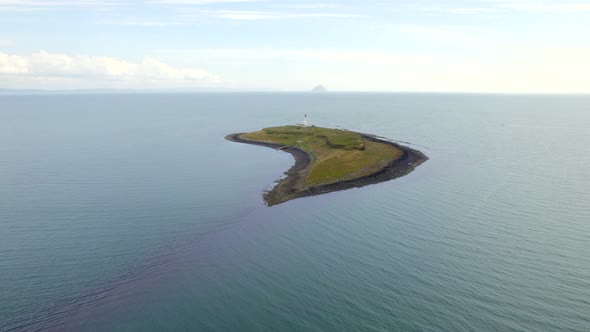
[[0, 0, 115, 5], [282, 4, 340, 9], [0, 51, 219, 82], [200, 9, 276, 19], [482, 0, 590, 13], [148, 0, 266, 4], [96, 19, 182, 26], [500, 3, 590, 12], [190, 9, 364, 20], [96, 6, 362, 25], [416, 6, 504, 15], [406, 1, 590, 16], [0, 0, 118, 11]]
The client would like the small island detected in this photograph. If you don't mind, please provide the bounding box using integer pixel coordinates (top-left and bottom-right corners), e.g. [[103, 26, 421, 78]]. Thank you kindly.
[[311, 85, 327, 93], [226, 120, 428, 206]]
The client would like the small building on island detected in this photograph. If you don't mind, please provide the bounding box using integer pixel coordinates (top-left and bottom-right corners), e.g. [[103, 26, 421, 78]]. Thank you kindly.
[[297, 114, 309, 127]]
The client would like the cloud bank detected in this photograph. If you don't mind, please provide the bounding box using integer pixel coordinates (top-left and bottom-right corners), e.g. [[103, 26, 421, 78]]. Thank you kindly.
[[153, 47, 590, 93], [0, 51, 219, 83]]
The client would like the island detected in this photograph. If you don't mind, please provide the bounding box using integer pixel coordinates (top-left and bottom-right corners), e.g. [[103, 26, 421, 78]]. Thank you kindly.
[[226, 125, 428, 206], [311, 85, 327, 93]]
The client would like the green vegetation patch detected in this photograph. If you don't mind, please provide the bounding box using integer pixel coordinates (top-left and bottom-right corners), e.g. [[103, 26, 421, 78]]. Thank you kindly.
[[240, 126, 403, 186]]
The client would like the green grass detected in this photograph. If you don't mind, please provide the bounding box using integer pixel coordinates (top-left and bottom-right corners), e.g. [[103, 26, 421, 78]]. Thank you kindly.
[[241, 126, 403, 186]]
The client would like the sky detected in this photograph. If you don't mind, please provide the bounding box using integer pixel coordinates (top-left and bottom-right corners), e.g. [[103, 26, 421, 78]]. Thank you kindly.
[[0, 0, 589, 92]]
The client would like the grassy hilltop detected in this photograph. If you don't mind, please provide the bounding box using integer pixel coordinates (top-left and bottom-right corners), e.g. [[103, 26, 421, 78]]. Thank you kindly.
[[240, 126, 403, 186]]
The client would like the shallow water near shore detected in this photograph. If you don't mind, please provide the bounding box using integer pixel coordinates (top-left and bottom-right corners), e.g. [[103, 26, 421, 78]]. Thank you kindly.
[[1, 93, 590, 331]]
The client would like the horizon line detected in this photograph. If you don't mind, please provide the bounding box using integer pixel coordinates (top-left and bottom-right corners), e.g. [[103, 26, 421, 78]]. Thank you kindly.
[[1, 88, 589, 96]]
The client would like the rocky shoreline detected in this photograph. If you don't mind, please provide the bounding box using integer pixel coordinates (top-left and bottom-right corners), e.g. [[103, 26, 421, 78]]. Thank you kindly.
[[225, 132, 428, 206]]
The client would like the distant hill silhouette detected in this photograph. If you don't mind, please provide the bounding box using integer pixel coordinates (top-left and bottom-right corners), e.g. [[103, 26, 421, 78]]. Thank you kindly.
[[311, 85, 327, 93]]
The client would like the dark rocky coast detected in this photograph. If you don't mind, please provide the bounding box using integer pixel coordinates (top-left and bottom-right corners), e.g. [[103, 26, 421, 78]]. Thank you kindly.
[[225, 132, 428, 206]]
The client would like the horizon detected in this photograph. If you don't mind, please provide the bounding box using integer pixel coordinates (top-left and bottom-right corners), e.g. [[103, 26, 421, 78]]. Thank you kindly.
[[1, 88, 590, 96], [1, 0, 590, 93]]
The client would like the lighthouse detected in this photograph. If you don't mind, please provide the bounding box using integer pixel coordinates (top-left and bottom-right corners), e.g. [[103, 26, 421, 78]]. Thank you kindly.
[[303, 114, 308, 127]]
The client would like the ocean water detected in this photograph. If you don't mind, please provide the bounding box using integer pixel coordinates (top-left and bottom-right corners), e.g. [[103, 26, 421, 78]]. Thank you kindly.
[[1, 93, 589, 331]]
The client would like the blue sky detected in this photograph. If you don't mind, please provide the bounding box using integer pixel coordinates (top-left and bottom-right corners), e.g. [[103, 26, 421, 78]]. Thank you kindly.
[[1, 0, 589, 92]]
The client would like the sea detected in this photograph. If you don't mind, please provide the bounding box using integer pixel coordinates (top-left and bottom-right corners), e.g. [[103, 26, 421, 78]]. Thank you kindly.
[[1, 93, 589, 331]]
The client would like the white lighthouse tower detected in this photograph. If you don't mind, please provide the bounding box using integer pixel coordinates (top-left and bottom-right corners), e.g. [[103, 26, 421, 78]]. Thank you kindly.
[[303, 114, 308, 127]]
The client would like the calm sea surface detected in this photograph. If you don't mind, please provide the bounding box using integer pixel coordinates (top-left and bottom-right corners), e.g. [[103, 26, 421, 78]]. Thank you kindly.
[[1, 93, 589, 331]]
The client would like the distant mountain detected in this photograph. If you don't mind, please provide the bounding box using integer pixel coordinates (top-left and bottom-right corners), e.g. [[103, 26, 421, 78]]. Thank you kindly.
[[311, 85, 327, 93]]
